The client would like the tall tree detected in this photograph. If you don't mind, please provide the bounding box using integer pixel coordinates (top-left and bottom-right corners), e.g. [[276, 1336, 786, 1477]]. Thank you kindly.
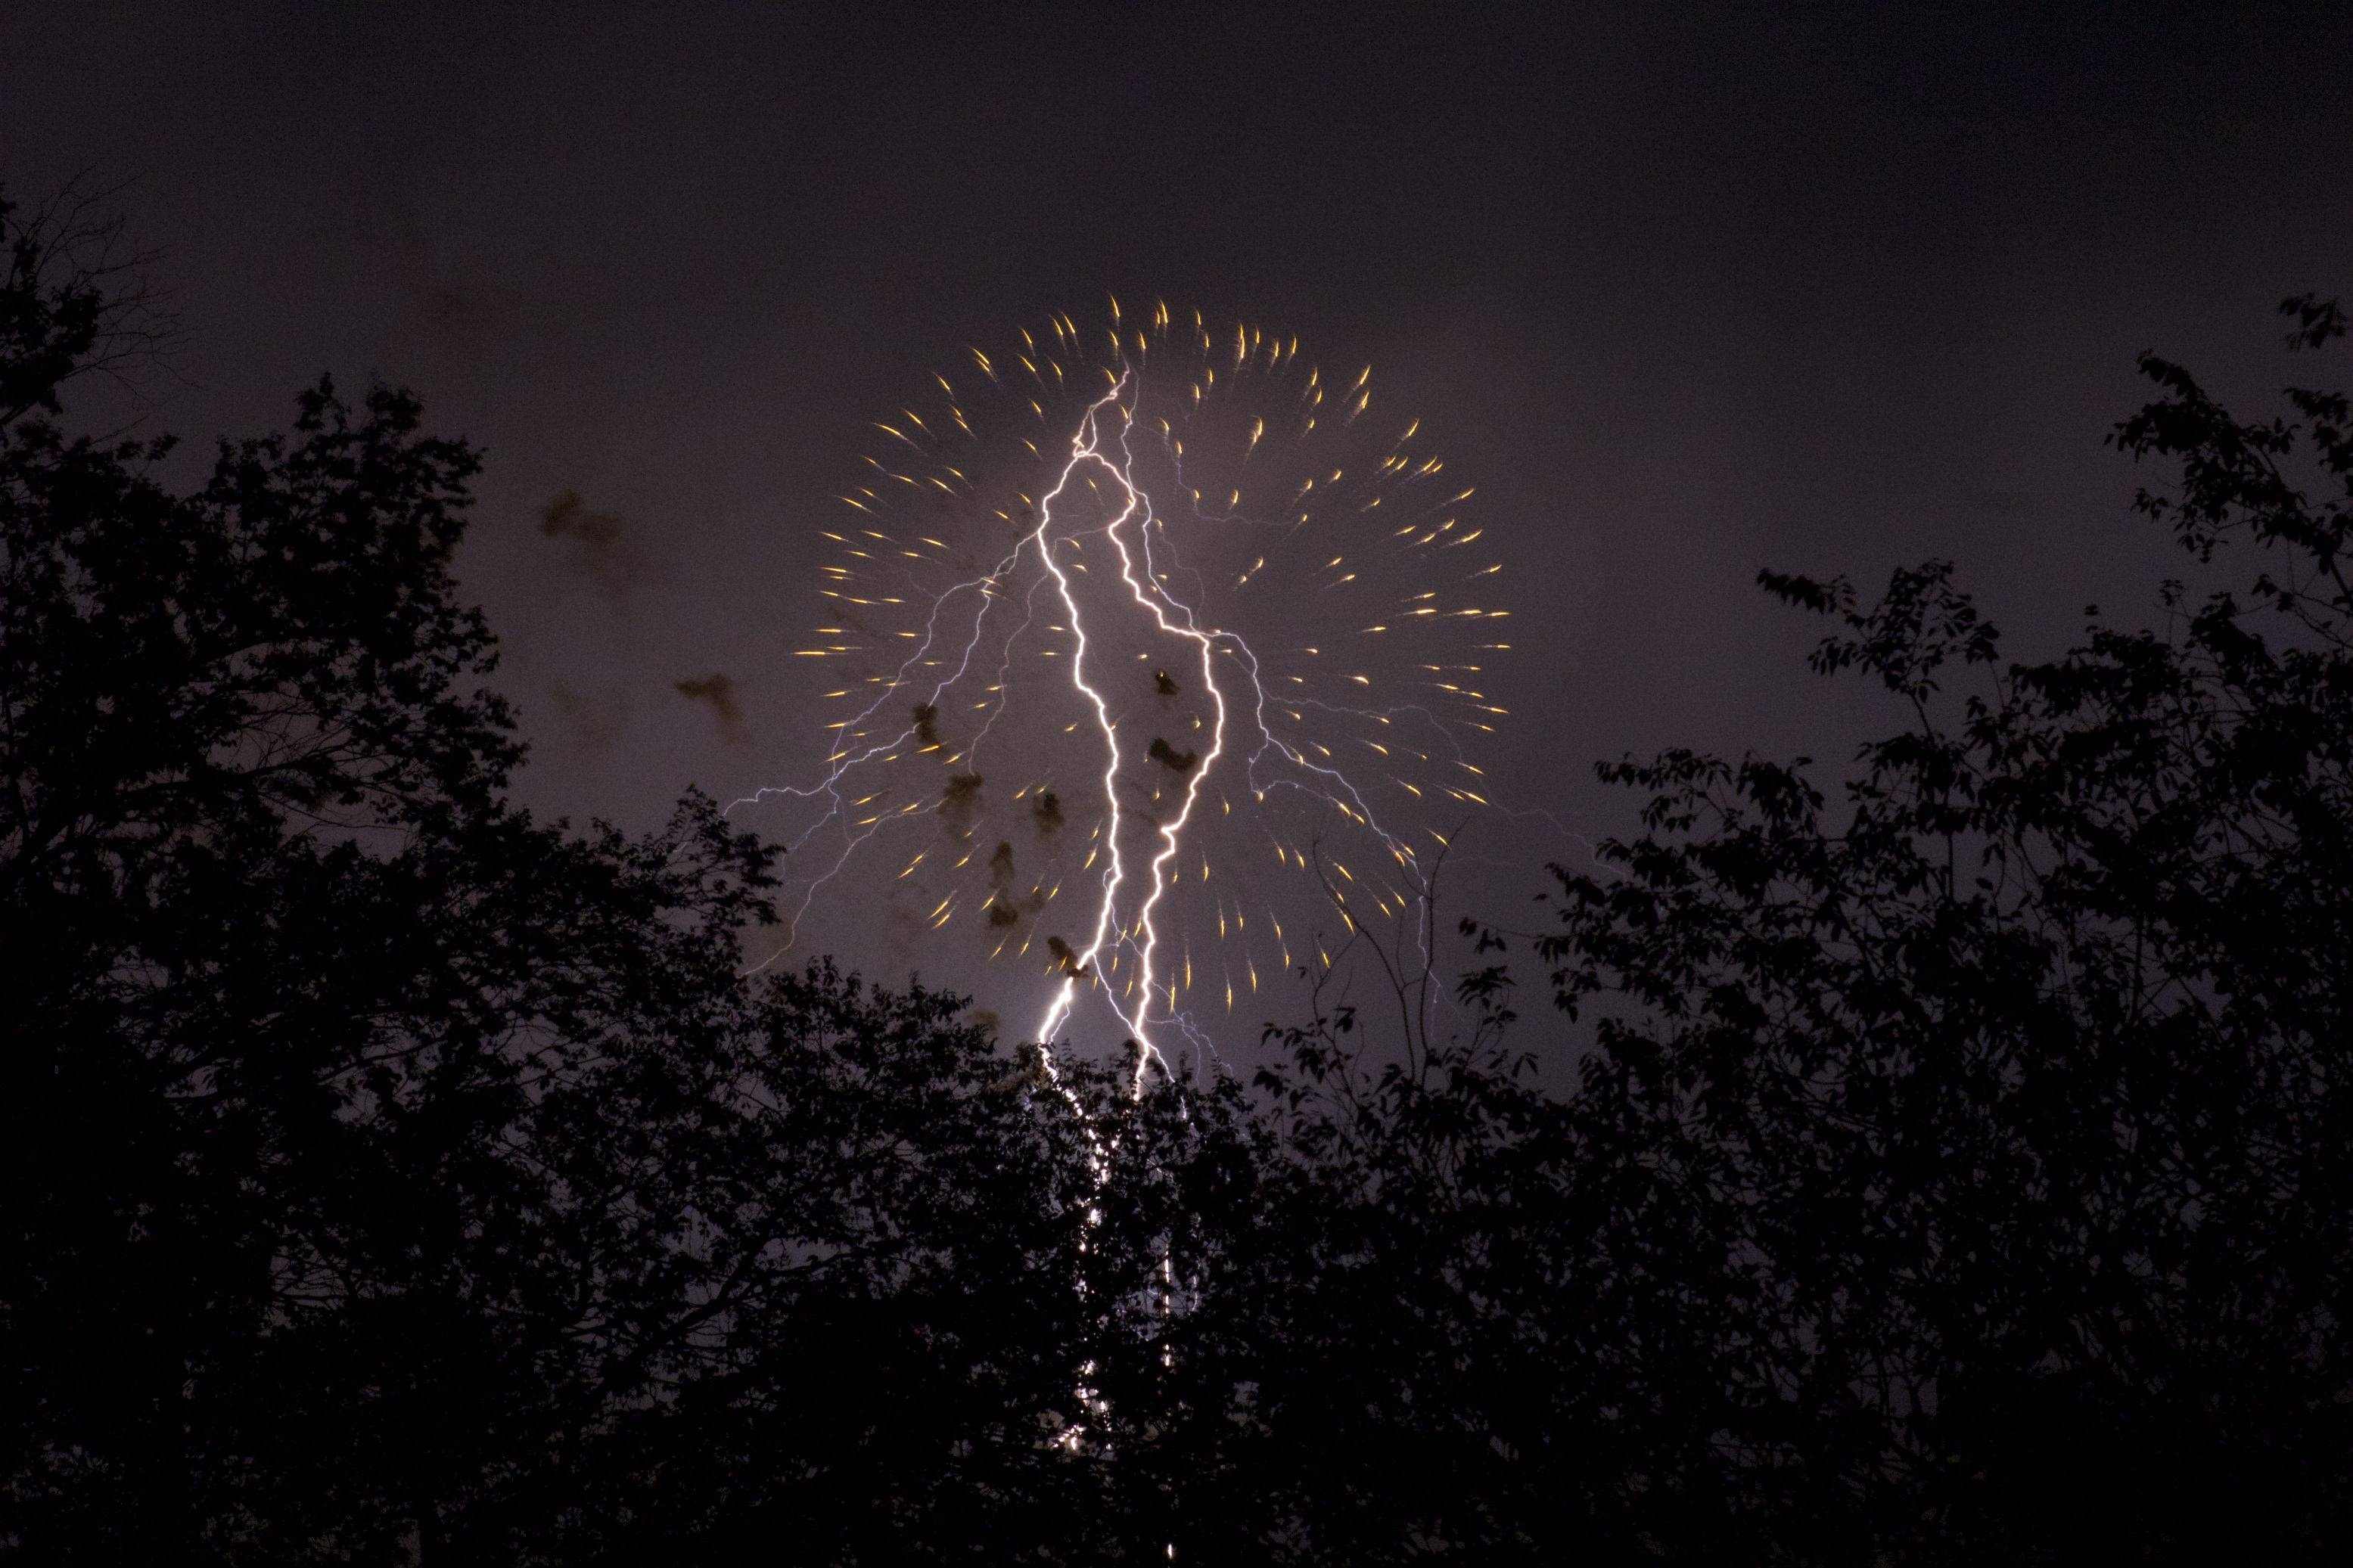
[[11, 175, 2348, 1561], [0, 188, 1102, 1565], [1497, 296, 2353, 1560], [1103, 295, 2353, 1563]]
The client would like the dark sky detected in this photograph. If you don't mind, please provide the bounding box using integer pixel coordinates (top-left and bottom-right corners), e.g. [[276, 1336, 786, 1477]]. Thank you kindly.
[[6, 3, 2347, 1042]]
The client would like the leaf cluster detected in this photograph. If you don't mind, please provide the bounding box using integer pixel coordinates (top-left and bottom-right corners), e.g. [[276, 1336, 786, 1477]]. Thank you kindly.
[[8, 182, 2349, 1562]]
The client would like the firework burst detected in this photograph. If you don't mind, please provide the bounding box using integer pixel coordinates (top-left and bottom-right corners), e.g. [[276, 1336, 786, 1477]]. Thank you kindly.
[[737, 300, 1513, 1070]]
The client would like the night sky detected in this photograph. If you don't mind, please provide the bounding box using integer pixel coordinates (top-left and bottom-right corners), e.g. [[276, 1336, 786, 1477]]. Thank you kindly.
[[8, 4, 2348, 1047]]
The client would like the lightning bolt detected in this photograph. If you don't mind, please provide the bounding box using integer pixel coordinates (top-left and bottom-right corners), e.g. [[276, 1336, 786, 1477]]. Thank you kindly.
[[1030, 377, 1154, 1060], [737, 306, 1537, 1502], [743, 305, 1522, 1071], [1030, 377, 1232, 1097]]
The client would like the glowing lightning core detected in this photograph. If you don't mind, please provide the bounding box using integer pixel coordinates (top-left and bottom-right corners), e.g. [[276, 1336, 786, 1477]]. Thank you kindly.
[[1030, 375, 1230, 1084], [737, 300, 1518, 1075], [729, 303, 1533, 1503]]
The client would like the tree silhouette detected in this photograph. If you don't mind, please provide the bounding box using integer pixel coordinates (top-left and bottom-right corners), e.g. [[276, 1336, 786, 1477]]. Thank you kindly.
[[1, 187, 1104, 1563], [1462, 293, 2353, 1560], [1065, 296, 2353, 1561], [6, 178, 2348, 1562]]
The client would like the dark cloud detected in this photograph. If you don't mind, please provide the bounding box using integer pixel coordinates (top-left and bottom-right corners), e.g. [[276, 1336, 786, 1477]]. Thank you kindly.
[[912, 702, 943, 748], [940, 770, 984, 824], [673, 672, 748, 747], [981, 841, 1044, 931], [546, 682, 626, 753], [1031, 787, 1065, 837], [1046, 935, 1088, 980], [539, 489, 637, 601], [1148, 737, 1199, 774]]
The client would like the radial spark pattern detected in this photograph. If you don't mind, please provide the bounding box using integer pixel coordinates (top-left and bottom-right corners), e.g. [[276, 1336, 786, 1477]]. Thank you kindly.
[[739, 300, 1514, 1067]]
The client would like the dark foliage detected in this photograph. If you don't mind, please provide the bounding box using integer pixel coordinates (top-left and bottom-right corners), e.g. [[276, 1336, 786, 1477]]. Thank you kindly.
[[1474, 293, 2353, 1559], [5, 184, 2347, 1562], [0, 189, 1105, 1564]]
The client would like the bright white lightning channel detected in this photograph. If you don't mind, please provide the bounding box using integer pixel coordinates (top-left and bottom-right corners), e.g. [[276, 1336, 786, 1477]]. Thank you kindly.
[[737, 309, 1495, 1077], [1030, 374, 1229, 1083]]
